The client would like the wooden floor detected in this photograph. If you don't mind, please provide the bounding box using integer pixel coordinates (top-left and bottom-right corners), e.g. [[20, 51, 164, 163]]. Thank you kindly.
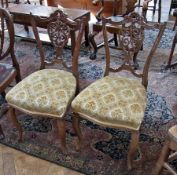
[[0, 0, 175, 175], [0, 144, 83, 175]]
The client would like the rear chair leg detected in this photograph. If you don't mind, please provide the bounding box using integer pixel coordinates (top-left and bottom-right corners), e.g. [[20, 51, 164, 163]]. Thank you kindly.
[[72, 113, 83, 151], [57, 119, 67, 154], [8, 106, 23, 142], [127, 131, 140, 170]]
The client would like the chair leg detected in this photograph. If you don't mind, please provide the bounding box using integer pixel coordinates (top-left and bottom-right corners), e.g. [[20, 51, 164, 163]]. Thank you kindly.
[[89, 32, 98, 60], [72, 114, 83, 151], [153, 141, 170, 175], [167, 32, 177, 67], [8, 107, 23, 142], [127, 131, 139, 170], [1, 91, 6, 99], [113, 33, 118, 47], [153, 0, 157, 14], [173, 18, 177, 31], [0, 124, 4, 140], [158, 0, 161, 23], [57, 119, 67, 153]]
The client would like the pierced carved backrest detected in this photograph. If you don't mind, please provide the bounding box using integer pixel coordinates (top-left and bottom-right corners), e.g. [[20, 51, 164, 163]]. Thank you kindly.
[[102, 12, 166, 88], [30, 9, 85, 73]]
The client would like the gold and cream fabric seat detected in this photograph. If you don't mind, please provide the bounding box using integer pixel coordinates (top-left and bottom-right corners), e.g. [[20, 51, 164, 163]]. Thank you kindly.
[[6, 69, 76, 118], [5, 9, 86, 151], [71, 12, 165, 170], [72, 75, 146, 130]]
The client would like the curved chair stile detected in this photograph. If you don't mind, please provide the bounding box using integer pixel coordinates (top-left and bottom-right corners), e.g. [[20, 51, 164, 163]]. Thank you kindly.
[[71, 12, 166, 170], [5, 9, 86, 152]]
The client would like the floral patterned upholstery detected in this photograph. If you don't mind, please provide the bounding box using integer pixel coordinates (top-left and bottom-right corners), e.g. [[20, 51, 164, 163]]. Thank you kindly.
[[6, 69, 76, 118], [72, 76, 146, 130]]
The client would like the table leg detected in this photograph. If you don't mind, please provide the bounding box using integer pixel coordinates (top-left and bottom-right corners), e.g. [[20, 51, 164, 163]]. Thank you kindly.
[[85, 22, 89, 47], [70, 31, 76, 55], [158, 0, 161, 23]]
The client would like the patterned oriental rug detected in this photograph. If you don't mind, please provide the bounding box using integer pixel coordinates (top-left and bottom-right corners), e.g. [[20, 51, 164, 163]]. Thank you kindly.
[[0, 24, 177, 175]]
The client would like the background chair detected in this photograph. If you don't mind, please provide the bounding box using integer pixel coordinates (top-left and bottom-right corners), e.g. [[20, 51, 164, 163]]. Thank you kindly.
[[5, 9, 85, 152], [0, 7, 21, 137], [142, 0, 161, 23], [89, 0, 138, 60], [153, 125, 177, 175], [71, 12, 165, 170], [165, 31, 177, 70]]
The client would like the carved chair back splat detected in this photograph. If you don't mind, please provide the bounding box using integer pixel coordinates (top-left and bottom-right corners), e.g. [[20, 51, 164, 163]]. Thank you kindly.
[[5, 9, 86, 152], [71, 12, 166, 170], [102, 12, 166, 88]]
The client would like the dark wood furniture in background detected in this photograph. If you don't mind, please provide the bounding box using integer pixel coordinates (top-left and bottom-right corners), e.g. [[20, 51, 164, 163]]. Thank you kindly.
[[89, 0, 137, 60], [6, 9, 85, 152], [169, 0, 177, 14], [153, 125, 177, 175], [47, 0, 126, 17], [71, 12, 165, 170], [165, 31, 177, 70], [7, 4, 90, 69], [0, 7, 21, 139], [141, 0, 161, 23], [165, 9, 177, 70]]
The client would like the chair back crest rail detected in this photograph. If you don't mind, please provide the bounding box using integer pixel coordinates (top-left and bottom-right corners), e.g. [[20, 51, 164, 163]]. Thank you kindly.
[[30, 9, 86, 73], [102, 12, 166, 88]]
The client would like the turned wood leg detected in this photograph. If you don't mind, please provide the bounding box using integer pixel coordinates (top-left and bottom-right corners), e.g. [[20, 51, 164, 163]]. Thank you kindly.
[[113, 33, 118, 47], [167, 32, 177, 67], [173, 18, 177, 31], [89, 32, 98, 60], [127, 131, 140, 170], [85, 23, 89, 47], [153, 0, 157, 14], [72, 113, 83, 151], [153, 141, 170, 175], [0, 124, 5, 140], [8, 107, 23, 142], [57, 119, 67, 153]]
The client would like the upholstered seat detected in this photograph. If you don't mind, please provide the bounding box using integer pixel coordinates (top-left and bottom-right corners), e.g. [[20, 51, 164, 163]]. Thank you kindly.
[[72, 76, 146, 130], [6, 69, 76, 118], [71, 12, 166, 170]]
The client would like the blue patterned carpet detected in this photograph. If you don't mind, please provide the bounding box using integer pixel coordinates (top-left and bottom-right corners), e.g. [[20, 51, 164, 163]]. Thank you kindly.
[[0, 25, 177, 175]]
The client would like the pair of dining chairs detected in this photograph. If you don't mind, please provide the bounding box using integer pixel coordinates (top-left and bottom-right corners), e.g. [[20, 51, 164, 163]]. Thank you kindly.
[[3, 7, 165, 170]]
